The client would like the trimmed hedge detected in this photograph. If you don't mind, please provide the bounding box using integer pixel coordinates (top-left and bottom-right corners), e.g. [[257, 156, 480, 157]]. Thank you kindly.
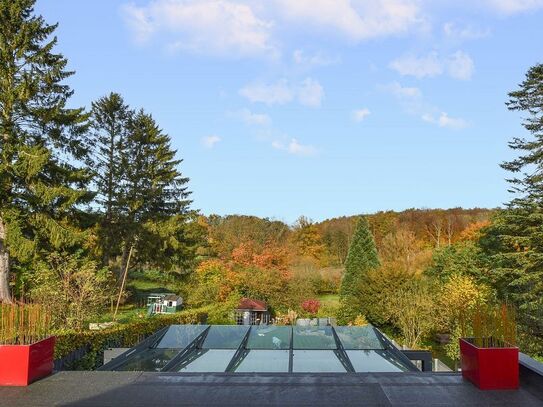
[[53, 307, 210, 369]]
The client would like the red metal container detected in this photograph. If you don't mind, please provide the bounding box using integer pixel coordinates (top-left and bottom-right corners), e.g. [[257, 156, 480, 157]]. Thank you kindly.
[[460, 338, 519, 390], [0, 336, 55, 386]]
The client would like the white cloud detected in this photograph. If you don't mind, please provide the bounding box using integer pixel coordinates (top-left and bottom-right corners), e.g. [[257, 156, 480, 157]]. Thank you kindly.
[[382, 82, 468, 129], [447, 51, 474, 80], [292, 50, 340, 67], [201, 135, 221, 148], [121, 0, 276, 56], [275, 0, 423, 41], [443, 22, 490, 41], [390, 51, 474, 80], [298, 78, 325, 107], [272, 138, 317, 156], [239, 78, 324, 107], [484, 0, 543, 14], [422, 112, 468, 129], [352, 108, 371, 122], [231, 108, 271, 126], [239, 79, 294, 105], [389, 52, 443, 78], [382, 81, 422, 98]]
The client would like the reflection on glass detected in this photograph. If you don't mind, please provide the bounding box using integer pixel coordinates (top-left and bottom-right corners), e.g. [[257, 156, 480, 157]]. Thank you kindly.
[[346, 350, 409, 372], [293, 326, 337, 349], [235, 350, 290, 372], [156, 325, 209, 349], [292, 350, 346, 372], [178, 349, 236, 372], [115, 349, 180, 371], [202, 325, 249, 349], [334, 326, 383, 350], [247, 326, 291, 350]]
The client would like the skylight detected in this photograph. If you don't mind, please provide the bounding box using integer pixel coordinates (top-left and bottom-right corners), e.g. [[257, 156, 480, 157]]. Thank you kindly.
[[100, 324, 417, 374]]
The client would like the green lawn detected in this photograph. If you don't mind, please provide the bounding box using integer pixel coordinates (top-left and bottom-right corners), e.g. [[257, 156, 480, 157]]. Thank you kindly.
[[317, 294, 340, 318], [91, 270, 184, 326]]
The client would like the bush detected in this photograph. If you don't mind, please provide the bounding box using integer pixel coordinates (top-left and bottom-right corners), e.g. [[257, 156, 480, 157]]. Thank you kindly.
[[54, 307, 210, 369], [30, 252, 116, 330], [301, 299, 321, 316]]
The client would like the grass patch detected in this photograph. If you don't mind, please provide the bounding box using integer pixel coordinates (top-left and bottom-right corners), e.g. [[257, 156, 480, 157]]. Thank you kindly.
[[317, 294, 340, 318]]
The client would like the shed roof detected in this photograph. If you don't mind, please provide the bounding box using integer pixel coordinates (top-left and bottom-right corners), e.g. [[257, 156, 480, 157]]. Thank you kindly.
[[163, 294, 181, 302], [236, 298, 268, 311]]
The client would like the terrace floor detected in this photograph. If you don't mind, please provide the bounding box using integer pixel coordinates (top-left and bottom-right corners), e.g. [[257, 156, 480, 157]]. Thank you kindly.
[[1, 371, 542, 406]]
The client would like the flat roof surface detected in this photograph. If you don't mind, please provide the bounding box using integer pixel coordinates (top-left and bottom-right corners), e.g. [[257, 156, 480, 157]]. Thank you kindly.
[[1, 371, 542, 406]]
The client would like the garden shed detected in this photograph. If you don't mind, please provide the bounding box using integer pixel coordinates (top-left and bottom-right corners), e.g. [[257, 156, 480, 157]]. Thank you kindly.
[[146, 293, 183, 315], [235, 298, 270, 325]]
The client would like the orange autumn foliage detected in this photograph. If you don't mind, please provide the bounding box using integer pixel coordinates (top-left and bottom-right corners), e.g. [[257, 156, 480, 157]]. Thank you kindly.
[[458, 220, 491, 242], [231, 241, 291, 272]]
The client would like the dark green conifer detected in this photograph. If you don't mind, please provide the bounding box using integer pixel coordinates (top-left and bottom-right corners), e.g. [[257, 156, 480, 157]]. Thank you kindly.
[[0, 0, 91, 302], [119, 110, 193, 274], [338, 216, 380, 322], [89, 93, 132, 268], [485, 64, 543, 347]]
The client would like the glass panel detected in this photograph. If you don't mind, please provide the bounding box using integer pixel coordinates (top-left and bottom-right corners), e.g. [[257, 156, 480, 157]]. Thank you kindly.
[[178, 349, 236, 372], [247, 326, 291, 350], [156, 325, 209, 349], [292, 350, 346, 372], [115, 349, 180, 372], [334, 326, 384, 350], [346, 350, 409, 372], [234, 350, 290, 372], [202, 325, 249, 349], [293, 326, 337, 349]]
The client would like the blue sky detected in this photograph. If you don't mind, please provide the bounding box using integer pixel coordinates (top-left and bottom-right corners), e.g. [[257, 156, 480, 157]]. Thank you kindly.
[[36, 0, 543, 223]]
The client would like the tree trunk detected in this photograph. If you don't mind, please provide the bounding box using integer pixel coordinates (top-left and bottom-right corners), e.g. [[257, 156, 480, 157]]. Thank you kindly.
[[119, 238, 133, 282], [0, 218, 12, 303]]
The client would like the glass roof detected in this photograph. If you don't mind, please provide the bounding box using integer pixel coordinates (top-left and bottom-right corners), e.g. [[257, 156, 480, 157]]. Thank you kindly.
[[102, 324, 416, 374], [334, 326, 384, 350], [202, 325, 249, 349], [346, 350, 409, 372], [247, 325, 291, 350], [293, 326, 337, 349], [292, 350, 346, 372], [234, 350, 290, 372], [178, 349, 236, 372], [156, 325, 209, 349], [115, 349, 180, 372]]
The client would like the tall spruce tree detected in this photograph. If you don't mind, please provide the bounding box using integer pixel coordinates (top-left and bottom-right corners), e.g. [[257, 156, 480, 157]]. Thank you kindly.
[[0, 0, 90, 302], [89, 93, 132, 267], [485, 64, 543, 348], [119, 109, 192, 275], [339, 216, 380, 322]]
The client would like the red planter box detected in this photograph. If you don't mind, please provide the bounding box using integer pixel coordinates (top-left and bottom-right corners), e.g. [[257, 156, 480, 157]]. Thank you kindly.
[[0, 336, 55, 386], [460, 338, 519, 390]]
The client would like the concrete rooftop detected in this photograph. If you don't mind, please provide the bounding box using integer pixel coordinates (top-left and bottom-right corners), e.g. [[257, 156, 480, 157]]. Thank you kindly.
[[0, 371, 542, 406]]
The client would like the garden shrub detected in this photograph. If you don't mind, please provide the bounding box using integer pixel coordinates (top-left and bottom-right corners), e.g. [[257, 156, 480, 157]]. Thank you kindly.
[[54, 306, 210, 369]]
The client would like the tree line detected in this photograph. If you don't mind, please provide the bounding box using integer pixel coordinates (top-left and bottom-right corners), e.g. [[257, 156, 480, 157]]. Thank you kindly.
[[337, 64, 543, 358]]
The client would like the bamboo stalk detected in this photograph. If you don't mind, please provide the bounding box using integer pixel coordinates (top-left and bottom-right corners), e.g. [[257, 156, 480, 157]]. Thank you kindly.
[[0, 302, 51, 345]]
